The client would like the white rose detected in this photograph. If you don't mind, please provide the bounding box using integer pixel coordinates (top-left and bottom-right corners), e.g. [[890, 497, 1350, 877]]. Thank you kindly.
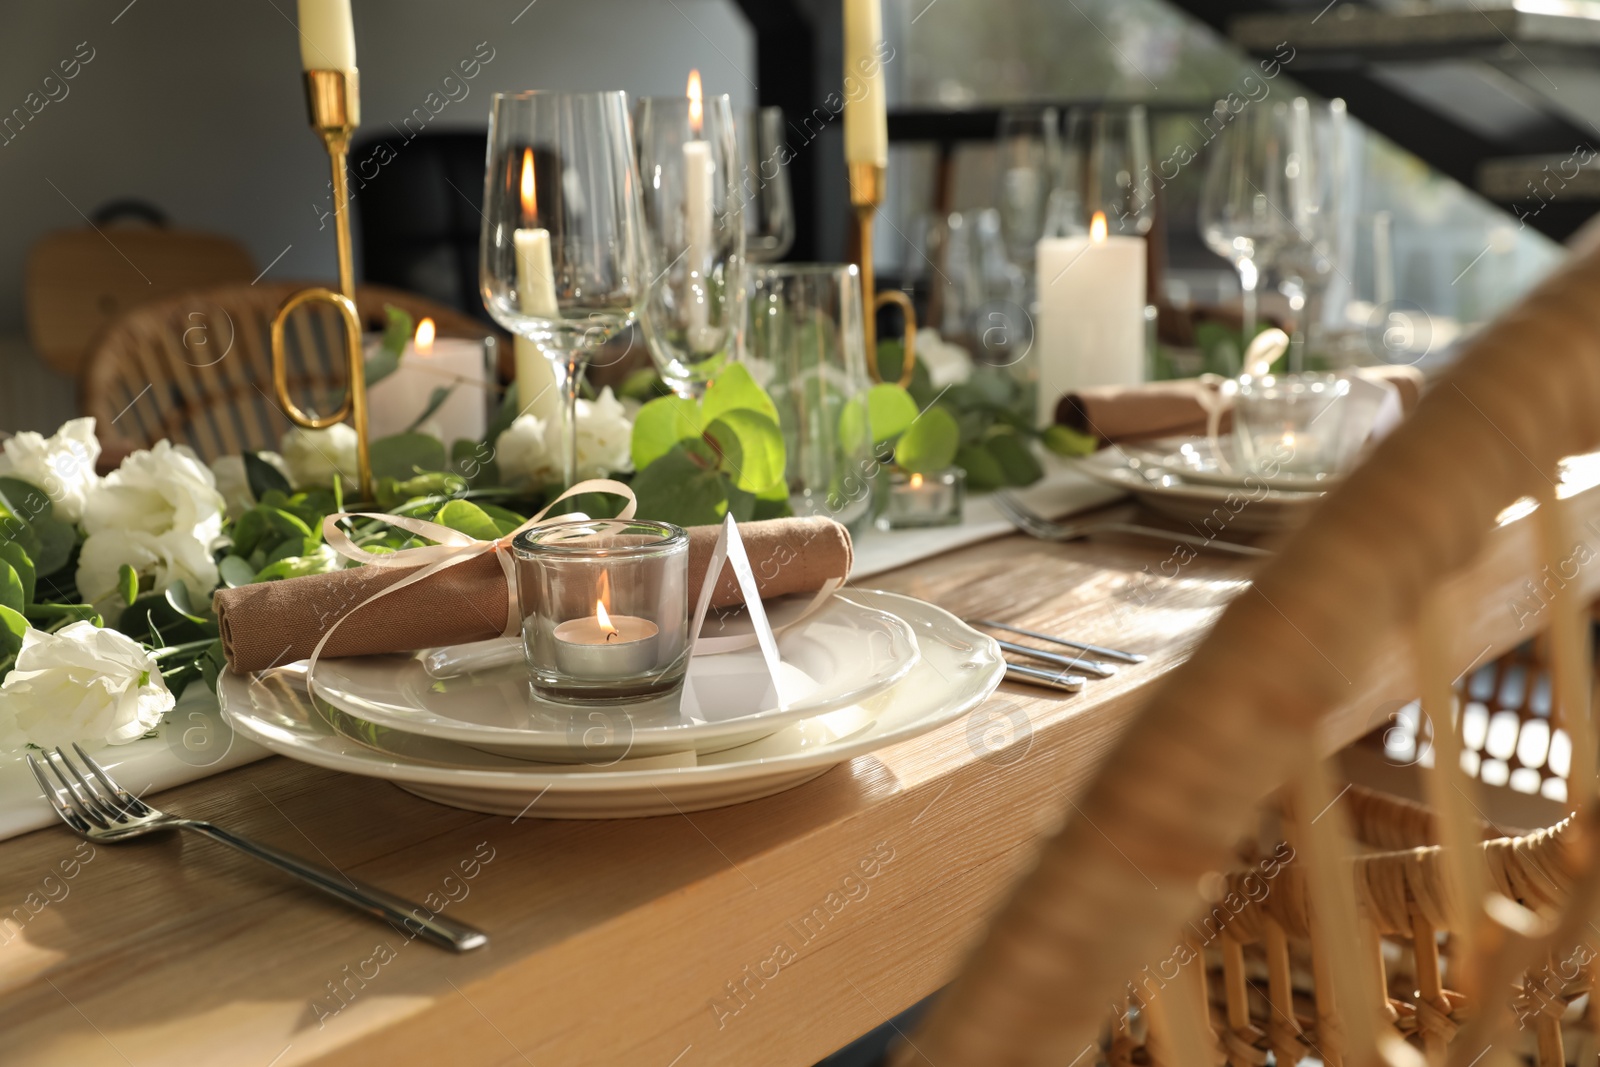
[[551, 387, 634, 481], [0, 621, 174, 748], [77, 441, 224, 605], [209, 452, 288, 520], [916, 328, 973, 389], [0, 416, 101, 522], [495, 414, 557, 490], [280, 424, 360, 490]]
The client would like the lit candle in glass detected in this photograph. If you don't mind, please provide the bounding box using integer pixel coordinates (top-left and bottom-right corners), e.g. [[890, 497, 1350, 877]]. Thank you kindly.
[[879, 467, 965, 530], [553, 597, 661, 679], [513, 148, 562, 424]]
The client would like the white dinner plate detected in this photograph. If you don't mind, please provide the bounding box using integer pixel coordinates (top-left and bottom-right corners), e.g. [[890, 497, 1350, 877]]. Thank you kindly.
[[1076, 446, 1324, 532], [218, 590, 1004, 818], [307, 594, 919, 761], [1128, 436, 1342, 493]]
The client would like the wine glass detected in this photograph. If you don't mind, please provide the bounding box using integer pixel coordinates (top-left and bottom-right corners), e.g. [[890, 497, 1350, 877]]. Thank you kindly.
[[995, 106, 1060, 268], [1274, 98, 1351, 370], [481, 90, 649, 487], [1052, 105, 1153, 238], [635, 81, 745, 398], [737, 106, 795, 264], [1198, 99, 1300, 335]]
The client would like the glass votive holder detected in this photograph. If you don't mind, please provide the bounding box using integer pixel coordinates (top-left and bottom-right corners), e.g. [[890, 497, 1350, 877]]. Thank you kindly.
[[511, 519, 690, 705], [1233, 373, 1353, 476], [877, 467, 966, 530]]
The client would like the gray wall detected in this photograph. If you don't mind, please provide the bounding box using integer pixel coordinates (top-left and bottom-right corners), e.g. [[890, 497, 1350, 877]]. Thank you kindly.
[[0, 0, 753, 430]]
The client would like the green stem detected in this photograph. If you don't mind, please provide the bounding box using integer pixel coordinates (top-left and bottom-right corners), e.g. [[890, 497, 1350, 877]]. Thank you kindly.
[[150, 638, 215, 660]]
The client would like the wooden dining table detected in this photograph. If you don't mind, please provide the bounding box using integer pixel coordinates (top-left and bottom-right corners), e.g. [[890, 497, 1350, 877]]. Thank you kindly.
[[1, 482, 1596, 1067]]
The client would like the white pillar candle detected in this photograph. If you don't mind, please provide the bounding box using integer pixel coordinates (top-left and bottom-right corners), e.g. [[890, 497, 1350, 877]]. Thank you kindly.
[[296, 0, 356, 71], [366, 328, 490, 445], [842, 0, 889, 166], [513, 148, 562, 424], [682, 70, 715, 347], [1034, 212, 1147, 428]]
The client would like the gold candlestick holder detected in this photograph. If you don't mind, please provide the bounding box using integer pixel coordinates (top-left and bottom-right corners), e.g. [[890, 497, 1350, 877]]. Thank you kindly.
[[269, 68, 373, 499], [849, 161, 916, 388]]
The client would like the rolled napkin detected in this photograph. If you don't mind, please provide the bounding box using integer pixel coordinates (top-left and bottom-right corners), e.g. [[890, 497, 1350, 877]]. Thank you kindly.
[[214, 515, 852, 673], [1055, 365, 1425, 445]]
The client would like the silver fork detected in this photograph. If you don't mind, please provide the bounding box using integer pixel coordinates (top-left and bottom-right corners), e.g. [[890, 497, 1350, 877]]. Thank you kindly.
[[992, 491, 1270, 558], [27, 744, 487, 952]]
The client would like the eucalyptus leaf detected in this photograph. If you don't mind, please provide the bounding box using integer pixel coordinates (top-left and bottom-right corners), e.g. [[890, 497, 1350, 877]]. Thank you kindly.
[[984, 431, 1044, 486], [0, 542, 34, 608], [117, 563, 140, 607], [30, 514, 77, 577], [0, 560, 24, 615], [894, 406, 961, 474], [703, 409, 786, 494], [484, 383, 521, 446], [0, 477, 51, 521], [700, 362, 779, 425], [405, 385, 456, 434], [244, 452, 292, 501], [369, 433, 448, 481], [252, 553, 341, 582], [219, 555, 256, 588], [165, 580, 208, 623], [631, 447, 727, 527], [1042, 424, 1098, 457], [864, 383, 919, 445], [955, 442, 1007, 490], [433, 499, 501, 542], [0, 603, 28, 666], [630, 395, 702, 472]]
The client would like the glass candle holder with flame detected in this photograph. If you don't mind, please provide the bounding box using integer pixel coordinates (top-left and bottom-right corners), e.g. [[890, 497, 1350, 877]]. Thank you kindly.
[[511, 519, 690, 704]]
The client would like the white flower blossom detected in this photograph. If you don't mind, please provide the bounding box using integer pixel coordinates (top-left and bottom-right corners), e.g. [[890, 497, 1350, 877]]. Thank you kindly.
[[209, 452, 288, 520], [280, 424, 360, 490], [916, 328, 974, 389], [76, 441, 224, 605], [495, 387, 635, 489], [0, 416, 101, 522], [0, 622, 174, 749]]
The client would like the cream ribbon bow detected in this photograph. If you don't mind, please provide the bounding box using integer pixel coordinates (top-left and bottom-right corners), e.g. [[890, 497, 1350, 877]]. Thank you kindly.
[[305, 478, 636, 679]]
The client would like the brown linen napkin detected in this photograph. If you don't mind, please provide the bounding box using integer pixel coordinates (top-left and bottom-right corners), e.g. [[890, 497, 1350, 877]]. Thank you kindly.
[[1055, 365, 1425, 445], [214, 515, 853, 673]]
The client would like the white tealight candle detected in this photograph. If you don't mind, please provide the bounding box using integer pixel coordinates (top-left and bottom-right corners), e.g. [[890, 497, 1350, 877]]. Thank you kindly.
[[512, 148, 562, 425], [553, 602, 661, 679], [1034, 211, 1147, 428], [296, 0, 356, 71], [683, 70, 714, 346], [842, 0, 889, 167]]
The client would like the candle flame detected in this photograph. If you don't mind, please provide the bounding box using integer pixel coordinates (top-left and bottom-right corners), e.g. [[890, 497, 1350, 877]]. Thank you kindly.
[[1090, 211, 1108, 243], [596, 600, 618, 641], [519, 148, 537, 223], [909, 472, 923, 489], [413, 317, 436, 356], [687, 69, 703, 135]]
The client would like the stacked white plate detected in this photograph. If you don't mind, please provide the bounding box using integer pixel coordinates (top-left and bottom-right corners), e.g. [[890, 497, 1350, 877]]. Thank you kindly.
[[218, 590, 1005, 818], [1077, 436, 1330, 532]]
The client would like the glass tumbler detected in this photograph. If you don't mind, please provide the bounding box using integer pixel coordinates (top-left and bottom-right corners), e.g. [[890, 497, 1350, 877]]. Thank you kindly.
[[512, 519, 690, 704], [747, 264, 876, 534], [1233, 373, 1353, 476]]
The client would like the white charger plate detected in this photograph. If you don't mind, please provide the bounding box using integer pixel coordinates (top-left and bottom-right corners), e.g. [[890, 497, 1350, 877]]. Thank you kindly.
[[1077, 446, 1324, 532], [308, 594, 919, 761], [218, 590, 1004, 818]]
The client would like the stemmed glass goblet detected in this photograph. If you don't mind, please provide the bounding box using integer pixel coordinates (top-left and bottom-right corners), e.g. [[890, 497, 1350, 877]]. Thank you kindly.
[[636, 77, 745, 398], [480, 90, 649, 487]]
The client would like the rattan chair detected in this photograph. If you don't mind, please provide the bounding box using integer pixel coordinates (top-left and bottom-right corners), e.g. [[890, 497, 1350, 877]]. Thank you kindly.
[[899, 243, 1600, 1066], [79, 282, 498, 464]]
